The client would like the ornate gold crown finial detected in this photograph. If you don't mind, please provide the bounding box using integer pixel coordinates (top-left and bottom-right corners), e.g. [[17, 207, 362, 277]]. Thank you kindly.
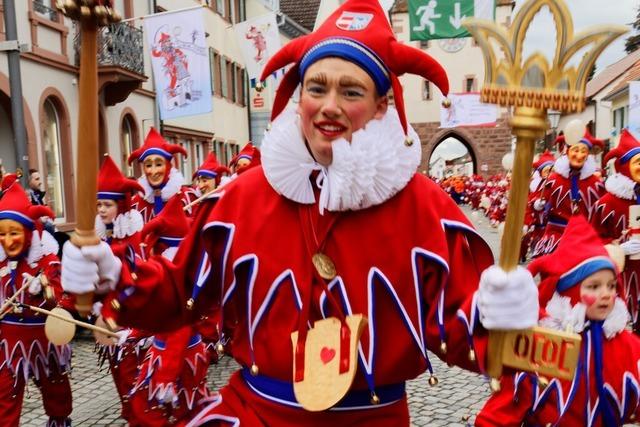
[[56, 0, 122, 26], [462, 0, 627, 112]]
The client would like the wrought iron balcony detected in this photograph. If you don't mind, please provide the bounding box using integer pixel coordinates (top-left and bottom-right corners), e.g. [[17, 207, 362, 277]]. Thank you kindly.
[[75, 22, 144, 75], [33, 0, 59, 21]]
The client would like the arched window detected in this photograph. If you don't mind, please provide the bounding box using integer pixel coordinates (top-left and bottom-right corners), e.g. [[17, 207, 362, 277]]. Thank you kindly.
[[42, 98, 65, 218], [121, 115, 135, 177]]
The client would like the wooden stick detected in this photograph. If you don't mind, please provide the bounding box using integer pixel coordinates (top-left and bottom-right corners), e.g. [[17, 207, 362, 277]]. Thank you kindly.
[[0, 279, 31, 319], [20, 304, 119, 338], [70, 20, 101, 318], [183, 187, 220, 211]]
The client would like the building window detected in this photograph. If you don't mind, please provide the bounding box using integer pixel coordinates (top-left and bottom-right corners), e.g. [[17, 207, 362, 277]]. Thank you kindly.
[[237, 67, 246, 106], [178, 141, 193, 180], [194, 141, 204, 170], [220, 57, 228, 99], [121, 115, 136, 177], [238, 0, 246, 22], [33, 0, 59, 21], [216, 139, 226, 165], [43, 99, 64, 218], [465, 76, 476, 92], [229, 62, 237, 103], [215, 0, 225, 17], [614, 107, 626, 134], [422, 81, 431, 100]]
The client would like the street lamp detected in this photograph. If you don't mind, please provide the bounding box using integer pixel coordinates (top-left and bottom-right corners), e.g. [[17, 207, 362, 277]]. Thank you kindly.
[[547, 109, 561, 151]]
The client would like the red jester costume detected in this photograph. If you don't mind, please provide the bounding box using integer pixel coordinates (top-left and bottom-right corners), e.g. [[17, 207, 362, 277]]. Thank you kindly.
[[129, 196, 210, 426], [0, 184, 72, 427], [61, 0, 542, 425], [532, 130, 605, 257], [591, 129, 640, 331], [130, 128, 197, 223], [477, 216, 640, 426]]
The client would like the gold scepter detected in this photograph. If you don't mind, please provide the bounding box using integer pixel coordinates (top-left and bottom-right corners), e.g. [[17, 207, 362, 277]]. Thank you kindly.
[[55, 1, 122, 317], [462, 0, 627, 391]]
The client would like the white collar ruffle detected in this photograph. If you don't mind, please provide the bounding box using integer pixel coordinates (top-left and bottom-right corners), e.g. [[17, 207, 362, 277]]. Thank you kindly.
[[553, 154, 597, 180], [540, 292, 629, 338], [0, 229, 59, 265], [95, 209, 144, 240], [261, 107, 421, 213], [138, 167, 186, 204], [605, 172, 635, 200]]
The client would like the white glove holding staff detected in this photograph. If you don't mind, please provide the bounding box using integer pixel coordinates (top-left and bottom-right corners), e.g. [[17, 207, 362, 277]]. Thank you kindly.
[[61, 241, 122, 295], [620, 239, 640, 256], [477, 266, 539, 330]]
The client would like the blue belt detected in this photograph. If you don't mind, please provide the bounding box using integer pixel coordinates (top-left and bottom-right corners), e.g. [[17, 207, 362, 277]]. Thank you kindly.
[[153, 333, 201, 350], [1, 314, 46, 325], [548, 218, 568, 227], [241, 368, 406, 410]]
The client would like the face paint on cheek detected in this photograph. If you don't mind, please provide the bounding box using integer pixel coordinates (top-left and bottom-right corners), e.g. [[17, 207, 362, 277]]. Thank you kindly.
[[581, 294, 597, 306]]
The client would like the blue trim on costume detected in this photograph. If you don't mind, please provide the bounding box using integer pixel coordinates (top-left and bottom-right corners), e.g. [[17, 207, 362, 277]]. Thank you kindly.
[[1, 315, 46, 325], [299, 37, 390, 95], [236, 154, 252, 162], [158, 236, 183, 247], [153, 333, 202, 350], [196, 170, 217, 178], [97, 191, 125, 200], [536, 161, 554, 171], [570, 172, 581, 202], [579, 138, 593, 148], [620, 147, 640, 164], [592, 321, 618, 426], [139, 147, 172, 161], [0, 211, 34, 229], [241, 368, 405, 410], [557, 257, 615, 292]]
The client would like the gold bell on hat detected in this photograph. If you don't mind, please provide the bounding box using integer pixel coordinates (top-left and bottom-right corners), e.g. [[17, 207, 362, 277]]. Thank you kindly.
[[428, 375, 439, 386], [537, 376, 549, 390], [441, 98, 452, 108], [404, 137, 413, 147], [186, 298, 194, 310], [250, 364, 259, 376], [370, 392, 380, 405], [439, 342, 447, 354], [110, 299, 121, 312], [216, 343, 225, 356], [489, 378, 501, 393], [468, 349, 476, 362]]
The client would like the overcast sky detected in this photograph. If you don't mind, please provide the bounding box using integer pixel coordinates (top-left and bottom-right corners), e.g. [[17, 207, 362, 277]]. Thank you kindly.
[[513, 0, 638, 71]]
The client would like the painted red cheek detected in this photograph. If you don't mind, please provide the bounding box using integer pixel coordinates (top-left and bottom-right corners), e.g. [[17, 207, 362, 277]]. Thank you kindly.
[[582, 295, 597, 306]]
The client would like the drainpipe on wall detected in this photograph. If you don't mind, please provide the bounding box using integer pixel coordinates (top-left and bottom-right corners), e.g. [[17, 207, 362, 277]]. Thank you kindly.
[[2, 0, 29, 183], [149, 0, 161, 131]]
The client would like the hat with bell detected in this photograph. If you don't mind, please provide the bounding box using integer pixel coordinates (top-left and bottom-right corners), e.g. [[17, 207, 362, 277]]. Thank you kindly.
[[259, 0, 449, 135]]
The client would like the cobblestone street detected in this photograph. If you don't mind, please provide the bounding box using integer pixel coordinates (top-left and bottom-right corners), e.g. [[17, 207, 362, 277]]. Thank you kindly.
[[21, 207, 501, 426]]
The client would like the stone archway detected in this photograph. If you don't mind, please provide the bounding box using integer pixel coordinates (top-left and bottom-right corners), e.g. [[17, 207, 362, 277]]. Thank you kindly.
[[426, 132, 479, 178], [412, 117, 513, 177]]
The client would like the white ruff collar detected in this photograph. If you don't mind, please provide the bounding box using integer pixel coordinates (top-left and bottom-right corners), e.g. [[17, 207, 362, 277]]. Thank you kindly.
[[553, 155, 597, 180], [0, 230, 59, 264], [95, 209, 144, 240], [540, 292, 629, 338], [605, 172, 635, 200], [261, 107, 421, 213], [138, 167, 186, 204]]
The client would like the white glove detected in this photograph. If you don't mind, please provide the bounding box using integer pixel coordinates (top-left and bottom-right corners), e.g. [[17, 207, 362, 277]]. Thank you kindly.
[[620, 239, 640, 256], [533, 199, 546, 211], [115, 328, 131, 346], [82, 242, 122, 294], [62, 241, 121, 295], [25, 273, 42, 295], [92, 301, 104, 317], [477, 266, 539, 330]]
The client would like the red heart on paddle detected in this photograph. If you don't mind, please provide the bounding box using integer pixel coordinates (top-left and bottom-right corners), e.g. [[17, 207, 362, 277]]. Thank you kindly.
[[320, 347, 336, 364]]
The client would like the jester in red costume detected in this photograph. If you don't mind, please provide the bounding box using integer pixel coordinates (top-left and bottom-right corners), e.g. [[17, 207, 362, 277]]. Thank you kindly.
[[0, 184, 72, 427], [151, 32, 190, 99], [476, 216, 640, 426], [194, 152, 229, 197], [129, 196, 210, 426], [62, 0, 542, 425], [532, 128, 605, 257], [591, 129, 640, 331], [520, 150, 555, 262], [93, 155, 149, 423], [130, 128, 197, 223], [246, 25, 267, 62]]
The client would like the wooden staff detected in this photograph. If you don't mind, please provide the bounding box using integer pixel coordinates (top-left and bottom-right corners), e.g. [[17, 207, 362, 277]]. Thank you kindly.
[[18, 303, 119, 339], [183, 187, 221, 211], [0, 279, 32, 319], [56, 2, 122, 317]]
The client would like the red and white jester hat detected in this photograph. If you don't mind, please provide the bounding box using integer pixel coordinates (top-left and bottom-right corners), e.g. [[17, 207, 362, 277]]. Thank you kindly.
[[128, 128, 187, 164], [97, 155, 144, 212], [259, 0, 449, 135], [532, 150, 555, 172], [529, 215, 622, 307], [0, 183, 54, 230], [604, 129, 640, 179]]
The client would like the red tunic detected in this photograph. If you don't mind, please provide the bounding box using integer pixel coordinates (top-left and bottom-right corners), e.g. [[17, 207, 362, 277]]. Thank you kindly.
[[132, 186, 197, 224], [112, 167, 494, 426], [533, 157, 604, 257]]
